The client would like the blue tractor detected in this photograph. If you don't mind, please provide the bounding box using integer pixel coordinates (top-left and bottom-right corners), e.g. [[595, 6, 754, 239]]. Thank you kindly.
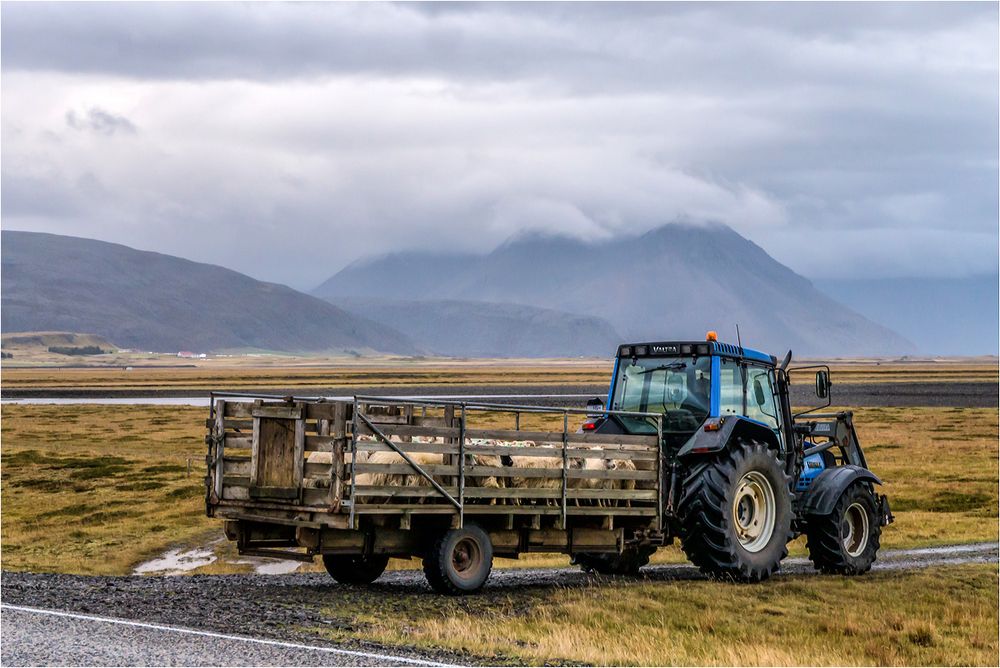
[[577, 332, 893, 581]]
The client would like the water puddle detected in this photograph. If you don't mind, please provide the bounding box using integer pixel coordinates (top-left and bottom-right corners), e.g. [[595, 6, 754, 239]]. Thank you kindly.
[[134, 547, 216, 575], [235, 558, 303, 575], [135, 542, 304, 576]]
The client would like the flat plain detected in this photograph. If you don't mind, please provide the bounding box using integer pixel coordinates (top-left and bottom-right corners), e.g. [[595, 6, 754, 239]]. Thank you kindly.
[[1, 358, 997, 665]]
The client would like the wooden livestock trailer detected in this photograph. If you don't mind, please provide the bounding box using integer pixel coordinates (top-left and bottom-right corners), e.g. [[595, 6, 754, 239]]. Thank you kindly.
[[206, 394, 667, 593]]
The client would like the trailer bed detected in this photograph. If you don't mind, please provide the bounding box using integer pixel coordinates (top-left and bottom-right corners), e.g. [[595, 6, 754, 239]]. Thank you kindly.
[[206, 395, 665, 561]]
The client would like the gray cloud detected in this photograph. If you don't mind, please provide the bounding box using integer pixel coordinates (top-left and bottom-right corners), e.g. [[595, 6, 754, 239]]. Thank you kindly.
[[66, 108, 137, 136], [1, 1, 996, 288]]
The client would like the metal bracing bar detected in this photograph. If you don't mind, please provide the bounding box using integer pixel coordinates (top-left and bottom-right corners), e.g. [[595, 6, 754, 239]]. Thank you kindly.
[[353, 395, 662, 420], [803, 440, 837, 458], [515, 411, 520, 431], [211, 390, 327, 402], [349, 398, 360, 529], [458, 404, 466, 527], [355, 411, 461, 510], [561, 412, 569, 530], [656, 415, 664, 530]]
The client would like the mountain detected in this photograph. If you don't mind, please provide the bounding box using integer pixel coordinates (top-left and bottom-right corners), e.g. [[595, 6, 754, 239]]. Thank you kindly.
[[817, 275, 999, 356], [1, 231, 417, 354], [331, 298, 622, 358], [315, 222, 915, 356]]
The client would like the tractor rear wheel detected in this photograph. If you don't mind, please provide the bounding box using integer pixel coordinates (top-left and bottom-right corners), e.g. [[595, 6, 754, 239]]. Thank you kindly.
[[678, 440, 793, 582], [423, 523, 493, 595], [805, 481, 881, 575], [322, 554, 390, 585]]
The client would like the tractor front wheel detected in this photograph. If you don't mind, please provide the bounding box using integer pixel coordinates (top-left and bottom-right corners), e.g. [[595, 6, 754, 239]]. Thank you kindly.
[[805, 481, 881, 575], [678, 440, 793, 582]]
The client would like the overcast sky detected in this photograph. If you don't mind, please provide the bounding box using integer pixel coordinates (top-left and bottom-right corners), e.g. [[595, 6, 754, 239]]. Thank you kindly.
[[2, 1, 997, 289]]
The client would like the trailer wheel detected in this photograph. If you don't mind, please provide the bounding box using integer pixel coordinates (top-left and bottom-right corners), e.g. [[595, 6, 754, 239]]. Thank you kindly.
[[805, 481, 881, 575], [678, 440, 793, 582], [422, 524, 493, 595], [322, 554, 390, 585]]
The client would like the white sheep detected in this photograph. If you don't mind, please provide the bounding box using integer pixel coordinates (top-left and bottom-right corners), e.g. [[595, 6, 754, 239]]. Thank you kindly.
[[575, 456, 638, 507]]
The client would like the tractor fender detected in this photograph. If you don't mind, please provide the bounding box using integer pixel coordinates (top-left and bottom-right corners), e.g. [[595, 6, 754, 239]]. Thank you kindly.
[[677, 416, 781, 458], [798, 465, 882, 516]]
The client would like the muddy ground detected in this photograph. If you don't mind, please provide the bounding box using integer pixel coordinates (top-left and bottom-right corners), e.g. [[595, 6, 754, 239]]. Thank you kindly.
[[4, 381, 997, 407]]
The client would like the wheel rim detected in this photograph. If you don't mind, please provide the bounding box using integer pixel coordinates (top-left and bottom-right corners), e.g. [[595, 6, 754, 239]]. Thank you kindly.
[[732, 471, 777, 553], [452, 536, 482, 580], [841, 502, 870, 557]]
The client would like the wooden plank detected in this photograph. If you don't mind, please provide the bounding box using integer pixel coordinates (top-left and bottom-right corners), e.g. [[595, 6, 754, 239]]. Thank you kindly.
[[224, 402, 253, 418], [250, 485, 299, 500], [214, 399, 226, 500], [224, 435, 252, 450], [352, 485, 458, 498], [352, 440, 656, 461], [351, 463, 655, 481], [465, 444, 658, 461], [463, 428, 658, 446], [293, 407, 305, 496], [305, 402, 346, 421], [207, 418, 255, 430], [304, 435, 336, 452], [223, 475, 251, 486], [354, 423, 461, 439], [350, 485, 655, 501], [350, 426, 656, 448], [329, 401, 346, 509], [252, 405, 303, 420], [224, 460, 251, 476], [356, 441, 460, 456]]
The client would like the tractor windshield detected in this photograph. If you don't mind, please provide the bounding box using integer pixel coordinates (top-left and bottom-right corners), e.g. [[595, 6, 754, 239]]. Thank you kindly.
[[610, 356, 712, 433]]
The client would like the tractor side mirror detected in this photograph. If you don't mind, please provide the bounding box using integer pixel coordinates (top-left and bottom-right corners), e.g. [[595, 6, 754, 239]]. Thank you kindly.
[[815, 370, 831, 399], [586, 397, 605, 418], [753, 377, 766, 406]]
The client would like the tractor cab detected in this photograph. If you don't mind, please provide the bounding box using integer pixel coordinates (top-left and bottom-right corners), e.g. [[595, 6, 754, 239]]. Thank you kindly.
[[586, 332, 788, 453]]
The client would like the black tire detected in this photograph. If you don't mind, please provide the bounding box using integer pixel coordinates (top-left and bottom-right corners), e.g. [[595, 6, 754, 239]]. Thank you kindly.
[[422, 524, 493, 595], [678, 440, 793, 582], [575, 546, 656, 576], [805, 481, 881, 575], [322, 553, 390, 585]]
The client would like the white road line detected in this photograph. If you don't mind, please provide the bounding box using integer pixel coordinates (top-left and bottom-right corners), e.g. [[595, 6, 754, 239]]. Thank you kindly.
[[1, 604, 454, 667]]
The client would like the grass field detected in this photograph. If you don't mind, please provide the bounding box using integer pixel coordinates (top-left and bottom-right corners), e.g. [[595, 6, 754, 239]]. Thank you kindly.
[[312, 564, 997, 666]]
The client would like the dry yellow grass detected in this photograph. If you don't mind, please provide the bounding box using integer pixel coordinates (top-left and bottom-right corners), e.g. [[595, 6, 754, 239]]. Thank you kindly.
[[0, 404, 996, 574], [0, 362, 612, 391], [1, 404, 212, 574], [314, 564, 998, 666]]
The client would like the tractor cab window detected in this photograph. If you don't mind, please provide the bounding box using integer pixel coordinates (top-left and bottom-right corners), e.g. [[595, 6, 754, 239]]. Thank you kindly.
[[718, 358, 743, 416], [746, 366, 780, 431], [612, 356, 711, 432]]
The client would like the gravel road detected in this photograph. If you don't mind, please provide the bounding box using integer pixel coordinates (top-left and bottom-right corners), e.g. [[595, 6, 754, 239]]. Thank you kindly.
[[0, 606, 450, 667], [2, 542, 995, 667]]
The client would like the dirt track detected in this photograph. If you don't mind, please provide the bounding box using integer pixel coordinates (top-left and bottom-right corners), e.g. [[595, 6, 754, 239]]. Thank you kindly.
[[2, 542, 996, 666]]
